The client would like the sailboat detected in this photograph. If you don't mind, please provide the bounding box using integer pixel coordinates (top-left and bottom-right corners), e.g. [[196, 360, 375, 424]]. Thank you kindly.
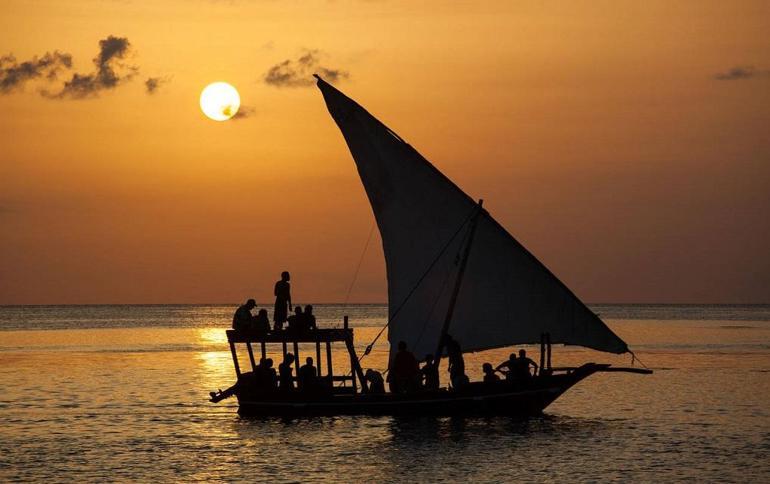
[[209, 76, 651, 416]]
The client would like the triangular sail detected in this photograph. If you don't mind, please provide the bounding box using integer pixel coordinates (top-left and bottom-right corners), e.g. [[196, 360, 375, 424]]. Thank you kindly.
[[316, 77, 629, 360]]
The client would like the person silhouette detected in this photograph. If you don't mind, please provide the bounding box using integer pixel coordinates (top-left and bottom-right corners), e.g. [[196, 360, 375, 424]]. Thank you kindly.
[[273, 271, 291, 330], [254, 309, 270, 334], [287, 306, 304, 332], [278, 353, 295, 391], [516, 349, 538, 378], [365, 369, 385, 394], [264, 358, 277, 389], [298, 357, 318, 391], [495, 353, 518, 381], [445, 334, 467, 389], [232, 299, 257, 331], [483, 362, 500, 383], [389, 341, 419, 394], [304, 305, 317, 331], [253, 357, 269, 389]]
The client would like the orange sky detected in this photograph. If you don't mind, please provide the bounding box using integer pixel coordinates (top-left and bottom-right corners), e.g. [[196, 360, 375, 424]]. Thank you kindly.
[[1, 0, 768, 304]]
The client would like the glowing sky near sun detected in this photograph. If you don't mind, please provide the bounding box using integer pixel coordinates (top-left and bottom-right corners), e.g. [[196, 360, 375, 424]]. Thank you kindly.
[[0, 0, 768, 304]]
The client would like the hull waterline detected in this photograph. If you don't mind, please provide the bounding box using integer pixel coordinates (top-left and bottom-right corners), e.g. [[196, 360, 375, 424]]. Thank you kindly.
[[234, 364, 604, 417]]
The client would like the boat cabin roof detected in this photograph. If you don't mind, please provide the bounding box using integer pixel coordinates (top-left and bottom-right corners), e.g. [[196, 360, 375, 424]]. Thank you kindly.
[[226, 328, 354, 344]]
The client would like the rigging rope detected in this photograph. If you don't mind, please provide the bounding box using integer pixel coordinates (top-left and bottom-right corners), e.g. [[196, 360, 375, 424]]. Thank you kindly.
[[629, 350, 650, 369], [410, 219, 473, 352], [342, 221, 376, 307], [356, 205, 479, 366]]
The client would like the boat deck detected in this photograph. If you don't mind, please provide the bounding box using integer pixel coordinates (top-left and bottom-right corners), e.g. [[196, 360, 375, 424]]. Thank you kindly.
[[226, 327, 354, 344]]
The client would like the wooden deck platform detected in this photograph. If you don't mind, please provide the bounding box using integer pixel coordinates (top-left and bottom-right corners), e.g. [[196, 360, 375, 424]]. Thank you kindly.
[[226, 328, 354, 344]]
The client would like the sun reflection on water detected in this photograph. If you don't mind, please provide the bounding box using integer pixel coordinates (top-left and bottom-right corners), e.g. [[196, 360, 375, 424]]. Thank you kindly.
[[197, 327, 228, 345], [0, 309, 769, 481]]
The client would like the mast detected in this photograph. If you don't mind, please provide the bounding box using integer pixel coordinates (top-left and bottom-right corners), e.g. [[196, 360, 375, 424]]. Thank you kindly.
[[433, 199, 484, 366]]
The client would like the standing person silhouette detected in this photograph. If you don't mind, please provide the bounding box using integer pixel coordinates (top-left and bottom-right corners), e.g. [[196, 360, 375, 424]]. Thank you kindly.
[[389, 341, 419, 394], [273, 271, 292, 331], [495, 353, 518, 381], [445, 334, 467, 389], [516, 349, 538, 378]]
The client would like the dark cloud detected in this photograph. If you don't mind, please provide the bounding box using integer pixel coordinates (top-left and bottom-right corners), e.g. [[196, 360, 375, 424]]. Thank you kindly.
[[0, 51, 72, 94], [714, 65, 770, 81], [264, 49, 349, 88], [47, 36, 137, 99], [231, 104, 255, 120], [145, 76, 169, 94]]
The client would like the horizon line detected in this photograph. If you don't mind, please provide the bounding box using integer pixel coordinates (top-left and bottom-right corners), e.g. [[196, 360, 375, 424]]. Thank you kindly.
[[1, 301, 769, 307]]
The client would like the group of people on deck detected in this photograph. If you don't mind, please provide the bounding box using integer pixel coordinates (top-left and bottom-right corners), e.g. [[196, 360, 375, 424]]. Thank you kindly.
[[484, 350, 539, 383], [232, 271, 317, 334], [246, 352, 323, 394], [230, 270, 541, 395], [230, 271, 325, 394], [387, 336, 539, 394]]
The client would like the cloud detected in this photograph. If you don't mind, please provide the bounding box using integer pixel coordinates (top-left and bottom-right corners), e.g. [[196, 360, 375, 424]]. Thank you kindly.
[[145, 76, 169, 94], [264, 49, 349, 88], [714, 65, 770, 81], [231, 104, 255, 120], [0, 51, 72, 94], [47, 36, 137, 99]]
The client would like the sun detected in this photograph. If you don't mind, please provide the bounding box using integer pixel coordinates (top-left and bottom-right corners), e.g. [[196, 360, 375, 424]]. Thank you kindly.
[[200, 82, 240, 121]]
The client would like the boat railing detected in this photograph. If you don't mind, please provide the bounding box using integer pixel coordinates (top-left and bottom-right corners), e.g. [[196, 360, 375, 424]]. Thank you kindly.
[[226, 327, 354, 344]]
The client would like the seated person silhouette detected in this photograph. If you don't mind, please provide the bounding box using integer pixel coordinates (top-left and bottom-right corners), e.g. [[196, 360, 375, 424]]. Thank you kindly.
[[420, 354, 440, 390], [254, 309, 270, 334], [253, 358, 269, 388], [264, 358, 277, 388], [304, 305, 317, 331], [389, 341, 419, 394], [482, 363, 500, 384], [495, 353, 518, 380], [298, 357, 318, 392], [515, 349, 538, 378], [232, 299, 257, 332], [287, 306, 304, 332], [365, 369, 385, 394]]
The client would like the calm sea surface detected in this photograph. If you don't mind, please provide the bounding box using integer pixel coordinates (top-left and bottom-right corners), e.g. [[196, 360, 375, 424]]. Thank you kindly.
[[1, 304, 769, 482]]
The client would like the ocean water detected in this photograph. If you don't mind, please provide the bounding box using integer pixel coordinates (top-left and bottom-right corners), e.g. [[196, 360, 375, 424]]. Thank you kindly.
[[1, 304, 769, 482]]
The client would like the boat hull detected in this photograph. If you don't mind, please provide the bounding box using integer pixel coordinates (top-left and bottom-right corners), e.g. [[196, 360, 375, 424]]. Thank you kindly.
[[235, 364, 604, 417]]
